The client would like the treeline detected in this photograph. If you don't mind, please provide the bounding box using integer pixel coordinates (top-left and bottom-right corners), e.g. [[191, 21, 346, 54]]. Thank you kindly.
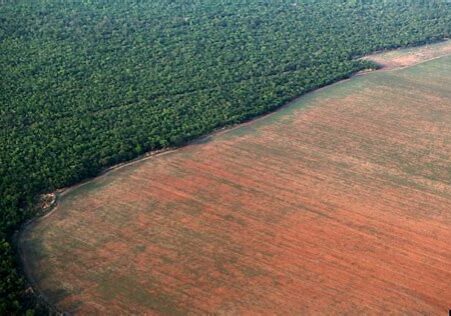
[[1, 0, 450, 312]]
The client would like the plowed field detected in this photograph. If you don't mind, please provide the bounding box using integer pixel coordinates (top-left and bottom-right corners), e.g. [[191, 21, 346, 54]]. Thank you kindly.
[[19, 53, 451, 314], [364, 40, 451, 70]]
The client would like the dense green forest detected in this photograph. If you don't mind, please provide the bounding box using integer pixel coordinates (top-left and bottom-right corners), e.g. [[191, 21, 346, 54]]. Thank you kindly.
[[1, 0, 450, 312]]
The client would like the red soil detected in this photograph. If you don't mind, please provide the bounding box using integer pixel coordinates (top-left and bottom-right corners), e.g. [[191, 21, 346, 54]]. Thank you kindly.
[[19, 55, 451, 314], [364, 40, 451, 70]]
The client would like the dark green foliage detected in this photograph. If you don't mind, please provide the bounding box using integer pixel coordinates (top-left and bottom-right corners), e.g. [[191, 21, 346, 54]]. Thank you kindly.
[[0, 239, 22, 313], [0, 0, 450, 312]]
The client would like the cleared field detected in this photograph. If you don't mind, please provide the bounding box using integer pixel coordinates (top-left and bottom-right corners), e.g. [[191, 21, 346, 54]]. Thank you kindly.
[[19, 54, 451, 314], [364, 40, 451, 70]]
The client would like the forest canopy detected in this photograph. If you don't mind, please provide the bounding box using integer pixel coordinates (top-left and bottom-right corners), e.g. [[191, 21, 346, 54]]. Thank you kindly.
[[1, 0, 450, 312]]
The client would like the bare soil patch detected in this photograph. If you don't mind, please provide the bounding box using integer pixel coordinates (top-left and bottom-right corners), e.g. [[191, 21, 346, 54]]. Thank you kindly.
[[364, 40, 451, 70], [19, 52, 451, 314]]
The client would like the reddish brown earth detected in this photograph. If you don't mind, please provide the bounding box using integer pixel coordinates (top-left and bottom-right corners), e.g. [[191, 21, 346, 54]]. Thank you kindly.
[[364, 40, 451, 70], [19, 50, 451, 314]]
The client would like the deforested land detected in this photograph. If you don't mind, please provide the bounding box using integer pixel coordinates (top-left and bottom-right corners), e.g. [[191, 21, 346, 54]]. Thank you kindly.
[[19, 45, 451, 314]]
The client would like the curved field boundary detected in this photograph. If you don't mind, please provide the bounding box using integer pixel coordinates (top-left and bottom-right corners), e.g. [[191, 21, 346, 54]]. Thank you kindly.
[[19, 44, 451, 314]]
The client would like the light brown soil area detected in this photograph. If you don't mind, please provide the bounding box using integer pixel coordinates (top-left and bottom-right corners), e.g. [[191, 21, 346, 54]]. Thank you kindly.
[[19, 54, 451, 314], [364, 40, 451, 70]]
